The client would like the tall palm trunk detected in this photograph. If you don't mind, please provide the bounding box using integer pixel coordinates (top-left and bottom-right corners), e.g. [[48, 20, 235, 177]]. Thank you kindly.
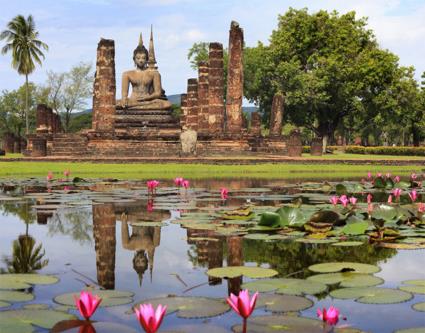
[[25, 74, 29, 135]]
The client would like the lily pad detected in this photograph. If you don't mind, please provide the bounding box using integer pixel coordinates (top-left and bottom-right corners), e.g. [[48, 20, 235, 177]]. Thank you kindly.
[[394, 329, 425, 333], [379, 242, 425, 250], [54, 290, 134, 307], [332, 241, 364, 247], [242, 278, 327, 296], [207, 266, 278, 279], [256, 294, 313, 312], [340, 222, 369, 236], [133, 296, 229, 318], [412, 302, 425, 312], [307, 273, 384, 287], [399, 280, 425, 294], [308, 262, 380, 274], [0, 290, 34, 306], [51, 320, 138, 333], [330, 287, 413, 304], [0, 274, 59, 290], [0, 308, 76, 333]]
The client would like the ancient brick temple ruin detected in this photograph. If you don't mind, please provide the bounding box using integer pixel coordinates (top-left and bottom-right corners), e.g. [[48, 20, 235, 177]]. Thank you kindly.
[[25, 22, 300, 158]]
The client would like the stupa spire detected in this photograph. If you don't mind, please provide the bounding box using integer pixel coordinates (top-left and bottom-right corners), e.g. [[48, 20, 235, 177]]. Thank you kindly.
[[138, 32, 144, 47], [148, 25, 157, 69]]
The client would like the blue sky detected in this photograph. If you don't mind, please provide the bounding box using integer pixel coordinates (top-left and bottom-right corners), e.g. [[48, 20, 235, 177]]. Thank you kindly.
[[1, 0, 424, 99]]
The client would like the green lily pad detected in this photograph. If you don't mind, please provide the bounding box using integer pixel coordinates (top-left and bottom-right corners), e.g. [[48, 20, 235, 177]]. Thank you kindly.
[[207, 266, 278, 279], [0, 300, 10, 308], [23, 304, 49, 310], [54, 290, 134, 307], [379, 242, 425, 250], [242, 278, 327, 296], [0, 274, 59, 290], [259, 212, 282, 227], [256, 294, 313, 312], [330, 287, 413, 304], [412, 302, 425, 312], [295, 238, 337, 244], [399, 280, 425, 294], [307, 273, 384, 287], [0, 309, 76, 333], [0, 290, 34, 306], [308, 262, 380, 274], [394, 328, 425, 333], [341, 222, 369, 236], [332, 241, 364, 247], [51, 320, 138, 333], [276, 206, 309, 227], [134, 296, 229, 318]]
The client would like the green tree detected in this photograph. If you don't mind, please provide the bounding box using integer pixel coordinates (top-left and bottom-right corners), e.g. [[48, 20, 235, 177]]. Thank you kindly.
[[0, 15, 48, 135]]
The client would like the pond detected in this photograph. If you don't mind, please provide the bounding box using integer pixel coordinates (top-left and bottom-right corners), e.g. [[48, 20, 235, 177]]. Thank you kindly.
[[0, 176, 424, 333]]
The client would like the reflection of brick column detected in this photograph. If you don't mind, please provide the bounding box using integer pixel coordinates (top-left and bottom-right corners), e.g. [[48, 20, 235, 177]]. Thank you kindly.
[[186, 79, 199, 130], [180, 94, 188, 129], [227, 236, 243, 295], [208, 43, 225, 136], [93, 204, 116, 289], [197, 61, 209, 135], [269, 93, 284, 137], [92, 39, 116, 132], [250, 112, 261, 136], [208, 237, 223, 286], [226, 21, 244, 135]]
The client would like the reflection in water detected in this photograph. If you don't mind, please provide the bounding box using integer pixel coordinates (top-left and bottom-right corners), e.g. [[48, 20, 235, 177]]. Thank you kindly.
[[3, 235, 48, 273]]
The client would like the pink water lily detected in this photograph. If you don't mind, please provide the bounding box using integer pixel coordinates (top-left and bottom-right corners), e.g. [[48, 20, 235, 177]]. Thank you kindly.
[[349, 196, 357, 205], [377, 173, 382, 178], [409, 190, 418, 202], [418, 203, 425, 213], [64, 169, 71, 178], [388, 195, 393, 204], [411, 173, 417, 180], [368, 203, 374, 214], [317, 306, 340, 326], [135, 303, 167, 333], [394, 176, 400, 183], [227, 289, 258, 333], [367, 172, 372, 180], [339, 195, 348, 207], [220, 187, 229, 200], [147, 180, 159, 193], [174, 177, 184, 187], [367, 193, 373, 204], [182, 179, 190, 189], [330, 196, 339, 205], [392, 188, 402, 199], [386, 173, 391, 178], [74, 291, 102, 321], [47, 171, 54, 181]]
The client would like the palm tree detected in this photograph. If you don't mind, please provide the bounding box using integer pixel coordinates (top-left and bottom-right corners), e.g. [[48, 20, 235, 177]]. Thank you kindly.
[[0, 15, 48, 134]]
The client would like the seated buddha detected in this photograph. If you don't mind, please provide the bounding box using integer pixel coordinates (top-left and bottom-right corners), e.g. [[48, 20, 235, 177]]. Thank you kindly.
[[117, 32, 172, 110]]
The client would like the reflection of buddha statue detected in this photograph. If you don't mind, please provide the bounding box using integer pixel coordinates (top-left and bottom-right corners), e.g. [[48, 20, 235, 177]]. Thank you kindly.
[[116, 28, 172, 111]]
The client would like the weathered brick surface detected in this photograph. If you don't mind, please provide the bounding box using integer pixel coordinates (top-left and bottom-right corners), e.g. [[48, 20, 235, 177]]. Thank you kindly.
[[3, 133, 15, 153], [225, 21, 244, 135], [269, 93, 284, 137], [92, 39, 116, 132], [180, 93, 188, 129], [287, 129, 302, 157], [250, 112, 261, 137], [197, 61, 209, 135], [36, 104, 49, 133], [310, 138, 323, 156], [93, 204, 116, 289], [207, 43, 225, 136], [185, 78, 199, 131], [31, 137, 47, 157]]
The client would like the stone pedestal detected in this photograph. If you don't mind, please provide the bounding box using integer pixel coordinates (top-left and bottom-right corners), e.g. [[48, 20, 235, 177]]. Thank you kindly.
[[208, 43, 225, 136], [180, 129, 197, 155], [269, 93, 284, 137], [310, 138, 323, 156], [31, 137, 47, 157], [250, 112, 261, 137], [287, 129, 302, 157], [92, 39, 116, 133], [225, 21, 244, 135]]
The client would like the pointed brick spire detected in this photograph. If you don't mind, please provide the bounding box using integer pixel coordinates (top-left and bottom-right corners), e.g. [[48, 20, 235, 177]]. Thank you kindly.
[[148, 25, 157, 69]]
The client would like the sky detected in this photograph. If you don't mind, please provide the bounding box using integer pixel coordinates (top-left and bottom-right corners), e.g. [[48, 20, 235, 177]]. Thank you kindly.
[[1, 0, 425, 99]]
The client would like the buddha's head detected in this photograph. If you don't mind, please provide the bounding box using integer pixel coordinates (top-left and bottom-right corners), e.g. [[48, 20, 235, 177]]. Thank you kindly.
[[133, 44, 149, 69]]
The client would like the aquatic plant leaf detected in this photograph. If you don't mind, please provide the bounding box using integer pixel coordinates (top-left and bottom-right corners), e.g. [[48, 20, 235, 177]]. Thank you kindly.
[[52, 320, 138, 333], [242, 278, 327, 295], [243, 233, 271, 240], [54, 290, 134, 307], [0, 300, 9, 308], [402, 280, 425, 286], [307, 273, 384, 287], [207, 266, 278, 279], [332, 241, 364, 247], [309, 210, 339, 224], [259, 212, 281, 227], [276, 206, 309, 227], [0, 309, 76, 333], [22, 304, 49, 310], [399, 285, 425, 295], [371, 205, 400, 221], [393, 329, 425, 333], [340, 221, 369, 236], [308, 262, 380, 274], [295, 238, 338, 244], [161, 324, 229, 333], [336, 184, 348, 195], [0, 290, 33, 303], [330, 287, 413, 304], [256, 294, 313, 312], [134, 296, 229, 318], [394, 181, 411, 189], [0, 274, 59, 290], [379, 242, 425, 250], [412, 302, 425, 312]]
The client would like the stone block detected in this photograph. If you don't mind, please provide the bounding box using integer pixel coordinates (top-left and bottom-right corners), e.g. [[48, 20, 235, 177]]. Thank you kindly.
[[180, 129, 197, 155], [310, 138, 323, 156]]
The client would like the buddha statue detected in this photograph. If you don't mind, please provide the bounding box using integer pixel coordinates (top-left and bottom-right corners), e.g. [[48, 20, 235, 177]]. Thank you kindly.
[[117, 28, 172, 110]]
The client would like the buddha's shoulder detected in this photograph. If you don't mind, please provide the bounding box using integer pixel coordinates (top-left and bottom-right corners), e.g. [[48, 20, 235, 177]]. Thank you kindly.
[[122, 69, 137, 77]]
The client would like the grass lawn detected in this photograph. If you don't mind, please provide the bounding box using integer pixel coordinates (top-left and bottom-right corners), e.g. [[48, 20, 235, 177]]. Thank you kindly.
[[0, 161, 422, 179]]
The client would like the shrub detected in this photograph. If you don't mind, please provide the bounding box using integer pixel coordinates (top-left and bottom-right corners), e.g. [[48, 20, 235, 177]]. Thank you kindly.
[[345, 146, 425, 156]]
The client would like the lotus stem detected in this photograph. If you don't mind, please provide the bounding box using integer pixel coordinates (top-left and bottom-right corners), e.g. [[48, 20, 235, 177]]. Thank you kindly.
[[243, 317, 247, 333]]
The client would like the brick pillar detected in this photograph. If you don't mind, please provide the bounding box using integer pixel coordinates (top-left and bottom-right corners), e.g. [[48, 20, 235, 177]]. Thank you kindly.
[[208, 43, 225, 136], [250, 112, 261, 136], [287, 129, 302, 157], [92, 39, 116, 132], [310, 138, 323, 156], [46, 108, 53, 134], [93, 203, 116, 289], [197, 61, 209, 135], [225, 21, 244, 135], [31, 137, 47, 157], [3, 133, 15, 153], [186, 78, 199, 130], [36, 104, 49, 133], [269, 93, 284, 137], [180, 94, 188, 129]]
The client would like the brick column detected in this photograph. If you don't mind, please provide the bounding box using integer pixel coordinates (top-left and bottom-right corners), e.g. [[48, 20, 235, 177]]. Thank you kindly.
[[180, 94, 188, 129], [310, 138, 323, 156], [225, 21, 244, 135], [197, 61, 209, 135], [46, 107, 53, 134], [186, 78, 199, 130], [287, 129, 302, 157], [92, 39, 116, 132], [269, 93, 284, 137], [250, 112, 261, 136], [3, 133, 15, 153], [36, 104, 49, 133], [93, 203, 116, 289], [208, 43, 225, 136]]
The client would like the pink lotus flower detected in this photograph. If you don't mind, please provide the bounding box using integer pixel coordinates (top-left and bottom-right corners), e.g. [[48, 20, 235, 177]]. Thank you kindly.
[[329, 196, 339, 205], [411, 173, 417, 180], [388, 195, 393, 204], [349, 197, 357, 205], [47, 171, 54, 181], [317, 306, 340, 326], [367, 193, 373, 204], [409, 190, 418, 202], [367, 172, 372, 180], [147, 199, 154, 212], [74, 291, 102, 321], [386, 173, 391, 178], [64, 169, 71, 178], [339, 195, 348, 207], [367, 203, 374, 214], [418, 203, 425, 213], [63, 186, 71, 192], [377, 173, 382, 178], [227, 289, 258, 333], [182, 179, 190, 189], [147, 180, 159, 193], [174, 177, 184, 187], [392, 188, 402, 199], [135, 303, 167, 333], [220, 187, 229, 200], [394, 176, 400, 183]]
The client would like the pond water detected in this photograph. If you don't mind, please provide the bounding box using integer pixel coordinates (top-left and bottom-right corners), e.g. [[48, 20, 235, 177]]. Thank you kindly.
[[0, 177, 424, 333]]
